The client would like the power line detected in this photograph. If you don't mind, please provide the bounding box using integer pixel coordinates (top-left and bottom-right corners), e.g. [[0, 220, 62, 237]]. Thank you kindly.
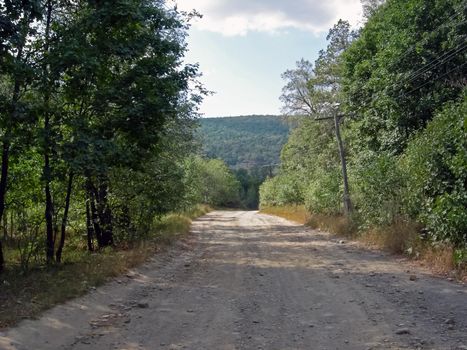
[[390, 2, 467, 67], [405, 61, 467, 96], [318, 4, 467, 118], [402, 40, 467, 87]]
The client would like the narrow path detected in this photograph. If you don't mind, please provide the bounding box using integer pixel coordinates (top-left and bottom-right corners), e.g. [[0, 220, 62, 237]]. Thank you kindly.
[[1, 211, 466, 350]]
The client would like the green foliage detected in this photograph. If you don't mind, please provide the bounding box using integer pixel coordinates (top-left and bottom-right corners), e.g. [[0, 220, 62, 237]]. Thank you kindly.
[[304, 167, 342, 216], [199, 115, 290, 169], [0, 0, 216, 271], [350, 153, 405, 227], [260, 117, 342, 214], [199, 115, 289, 209], [259, 173, 304, 208], [234, 168, 269, 209], [342, 0, 466, 154], [184, 157, 241, 208], [402, 95, 467, 245], [262, 20, 356, 216], [262, 0, 467, 250]]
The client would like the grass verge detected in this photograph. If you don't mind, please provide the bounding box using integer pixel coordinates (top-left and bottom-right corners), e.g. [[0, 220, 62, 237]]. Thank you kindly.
[[261, 205, 466, 281], [261, 205, 357, 236], [260, 205, 310, 225], [0, 205, 211, 329]]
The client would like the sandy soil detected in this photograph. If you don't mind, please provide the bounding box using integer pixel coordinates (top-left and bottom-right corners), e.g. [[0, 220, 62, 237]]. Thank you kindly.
[[0, 211, 466, 350]]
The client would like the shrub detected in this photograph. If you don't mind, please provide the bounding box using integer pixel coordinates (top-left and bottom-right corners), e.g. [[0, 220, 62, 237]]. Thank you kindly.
[[402, 94, 467, 246], [259, 174, 304, 208], [351, 152, 405, 227], [304, 167, 342, 215]]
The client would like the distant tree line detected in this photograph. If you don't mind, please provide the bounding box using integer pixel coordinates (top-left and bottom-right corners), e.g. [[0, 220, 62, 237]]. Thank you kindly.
[[199, 115, 290, 169], [199, 115, 290, 209]]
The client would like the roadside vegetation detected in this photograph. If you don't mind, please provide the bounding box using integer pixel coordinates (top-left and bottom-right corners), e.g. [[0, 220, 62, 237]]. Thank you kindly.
[[0, 0, 242, 327], [0, 204, 210, 328], [260, 0, 467, 276]]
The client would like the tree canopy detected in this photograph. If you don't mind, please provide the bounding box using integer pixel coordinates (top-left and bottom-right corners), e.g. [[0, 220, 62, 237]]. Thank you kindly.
[[0, 0, 229, 272]]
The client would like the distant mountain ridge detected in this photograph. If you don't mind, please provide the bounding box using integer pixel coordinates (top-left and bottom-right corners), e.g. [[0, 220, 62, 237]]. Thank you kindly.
[[199, 115, 290, 169]]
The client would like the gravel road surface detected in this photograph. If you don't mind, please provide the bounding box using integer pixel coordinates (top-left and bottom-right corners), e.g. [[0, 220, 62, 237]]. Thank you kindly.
[[0, 211, 466, 350]]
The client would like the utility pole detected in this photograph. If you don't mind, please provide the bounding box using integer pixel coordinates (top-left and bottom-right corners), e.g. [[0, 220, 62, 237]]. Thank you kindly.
[[314, 108, 352, 216], [334, 113, 352, 215]]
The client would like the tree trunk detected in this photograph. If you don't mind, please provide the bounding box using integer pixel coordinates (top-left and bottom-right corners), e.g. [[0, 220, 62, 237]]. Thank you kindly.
[[43, 0, 55, 264], [96, 180, 113, 247], [0, 140, 10, 273], [85, 176, 113, 248], [56, 171, 74, 263], [334, 114, 352, 216], [44, 152, 54, 263], [10, 211, 13, 239], [3, 212, 8, 240], [86, 178, 103, 247], [86, 200, 94, 252]]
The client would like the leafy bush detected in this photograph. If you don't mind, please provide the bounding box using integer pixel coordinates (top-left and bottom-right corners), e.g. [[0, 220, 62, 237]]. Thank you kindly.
[[259, 174, 304, 208], [304, 167, 342, 215], [402, 94, 467, 246], [351, 153, 405, 227], [183, 157, 241, 208]]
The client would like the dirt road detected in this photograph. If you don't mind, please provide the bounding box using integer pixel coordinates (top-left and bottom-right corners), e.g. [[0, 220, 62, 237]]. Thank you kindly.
[[1, 211, 466, 350]]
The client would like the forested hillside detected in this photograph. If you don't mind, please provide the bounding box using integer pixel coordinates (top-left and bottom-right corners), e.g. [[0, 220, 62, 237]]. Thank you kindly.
[[198, 115, 291, 209], [199, 115, 290, 169], [260, 0, 467, 267]]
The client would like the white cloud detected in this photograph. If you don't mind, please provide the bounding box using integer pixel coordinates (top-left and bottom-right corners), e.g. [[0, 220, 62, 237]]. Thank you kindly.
[[174, 0, 363, 36]]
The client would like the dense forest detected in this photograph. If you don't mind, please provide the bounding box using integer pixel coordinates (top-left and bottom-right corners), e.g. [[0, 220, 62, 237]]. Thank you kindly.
[[260, 0, 467, 263], [199, 115, 291, 209], [0, 0, 239, 274], [199, 115, 290, 170]]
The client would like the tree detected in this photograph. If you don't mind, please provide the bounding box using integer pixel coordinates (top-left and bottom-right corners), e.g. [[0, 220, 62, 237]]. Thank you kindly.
[[184, 157, 240, 208], [279, 20, 357, 215], [0, 1, 43, 271], [342, 0, 466, 154], [51, 0, 202, 251], [361, 0, 386, 19], [280, 60, 316, 116], [0, 0, 204, 269]]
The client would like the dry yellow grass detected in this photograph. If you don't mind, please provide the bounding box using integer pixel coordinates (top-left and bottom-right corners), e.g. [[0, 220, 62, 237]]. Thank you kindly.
[[358, 219, 423, 254], [260, 205, 310, 224], [307, 213, 357, 237], [418, 245, 455, 274], [261, 206, 356, 236]]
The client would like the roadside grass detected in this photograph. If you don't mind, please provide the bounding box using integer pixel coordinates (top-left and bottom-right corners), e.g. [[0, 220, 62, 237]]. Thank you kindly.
[[358, 219, 423, 255], [260, 205, 310, 224], [0, 205, 211, 329], [307, 214, 357, 237], [261, 205, 357, 236], [261, 205, 466, 281]]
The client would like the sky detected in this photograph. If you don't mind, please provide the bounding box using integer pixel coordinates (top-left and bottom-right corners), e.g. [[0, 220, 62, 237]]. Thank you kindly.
[[174, 0, 364, 117]]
